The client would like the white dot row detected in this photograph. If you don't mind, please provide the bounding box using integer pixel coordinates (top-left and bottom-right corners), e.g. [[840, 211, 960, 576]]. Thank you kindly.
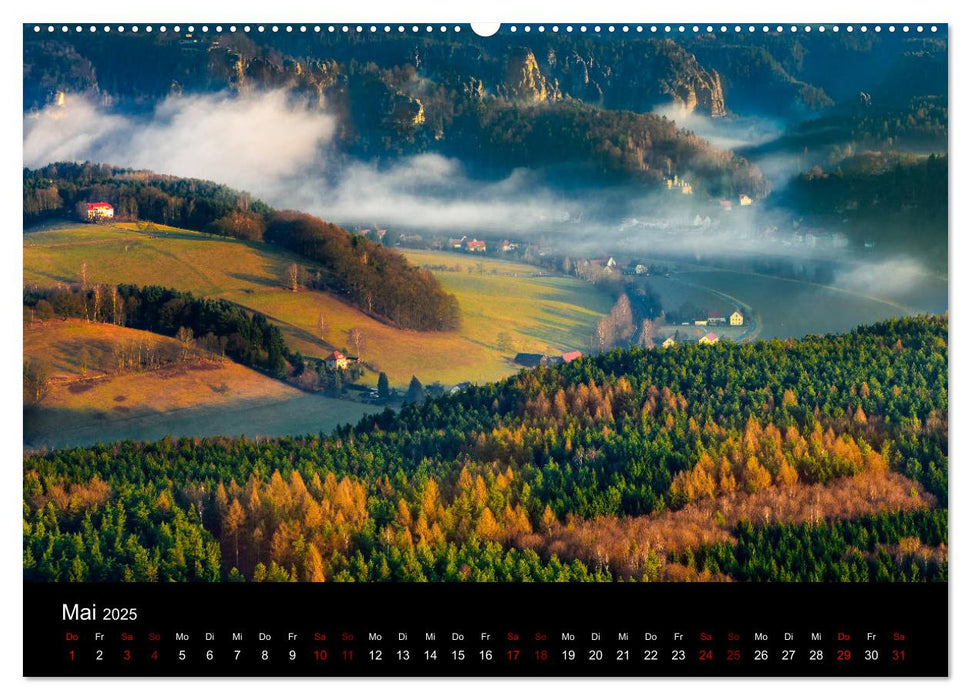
[[31, 24, 940, 35]]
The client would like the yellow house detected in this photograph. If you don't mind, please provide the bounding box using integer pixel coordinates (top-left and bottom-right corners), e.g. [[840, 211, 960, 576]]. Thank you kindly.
[[698, 332, 719, 345], [739, 194, 753, 206], [325, 350, 350, 370], [730, 310, 744, 326], [662, 337, 676, 349]]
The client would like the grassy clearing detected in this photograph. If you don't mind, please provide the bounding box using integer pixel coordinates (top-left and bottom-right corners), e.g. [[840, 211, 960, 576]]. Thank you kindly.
[[24, 223, 305, 296], [24, 320, 299, 414], [24, 225, 613, 386]]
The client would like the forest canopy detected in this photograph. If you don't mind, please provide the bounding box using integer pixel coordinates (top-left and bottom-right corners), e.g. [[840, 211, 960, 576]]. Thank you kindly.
[[24, 316, 947, 583]]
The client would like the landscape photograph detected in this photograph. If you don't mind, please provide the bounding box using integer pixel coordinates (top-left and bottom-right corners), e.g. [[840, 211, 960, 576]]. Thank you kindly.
[[23, 24, 947, 583]]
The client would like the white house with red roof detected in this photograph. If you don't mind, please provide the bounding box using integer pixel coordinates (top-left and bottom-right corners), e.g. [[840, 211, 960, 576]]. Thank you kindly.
[[324, 350, 351, 370], [86, 202, 114, 221]]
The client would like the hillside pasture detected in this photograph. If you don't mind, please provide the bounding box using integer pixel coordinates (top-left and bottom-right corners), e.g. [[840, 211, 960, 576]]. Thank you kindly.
[[25, 225, 614, 386]]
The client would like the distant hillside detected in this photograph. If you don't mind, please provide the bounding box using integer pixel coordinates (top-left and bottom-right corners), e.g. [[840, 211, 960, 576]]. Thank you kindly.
[[22, 31, 778, 198], [23, 163, 461, 331]]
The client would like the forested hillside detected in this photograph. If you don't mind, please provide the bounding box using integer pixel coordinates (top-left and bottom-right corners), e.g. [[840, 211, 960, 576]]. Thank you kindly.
[[23, 316, 947, 583], [23, 163, 460, 331]]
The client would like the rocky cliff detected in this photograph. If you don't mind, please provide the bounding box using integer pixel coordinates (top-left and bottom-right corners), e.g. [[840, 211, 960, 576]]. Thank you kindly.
[[500, 48, 561, 103]]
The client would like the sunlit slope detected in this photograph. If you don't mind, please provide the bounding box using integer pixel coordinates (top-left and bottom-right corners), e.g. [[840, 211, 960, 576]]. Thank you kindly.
[[23, 320, 374, 450], [24, 319, 299, 417], [25, 224, 613, 386], [24, 222, 302, 296]]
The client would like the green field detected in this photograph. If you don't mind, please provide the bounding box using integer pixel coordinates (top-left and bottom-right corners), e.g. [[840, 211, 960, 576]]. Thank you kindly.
[[24, 224, 613, 386]]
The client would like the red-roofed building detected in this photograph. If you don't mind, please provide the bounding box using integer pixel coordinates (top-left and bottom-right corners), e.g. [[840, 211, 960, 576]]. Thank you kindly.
[[86, 202, 114, 220], [698, 332, 719, 345], [560, 350, 583, 363], [324, 350, 351, 370], [464, 238, 486, 252]]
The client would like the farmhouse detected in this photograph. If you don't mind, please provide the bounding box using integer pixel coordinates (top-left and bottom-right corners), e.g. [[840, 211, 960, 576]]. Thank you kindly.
[[514, 353, 549, 369], [86, 202, 114, 221], [464, 238, 487, 252], [560, 350, 583, 363], [739, 194, 753, 206], [698, 332, 719, 345], [730, 310, 744, 326], [324, 350, 352, 370], [707, 311, 727, 325], [662, 337, 676, 349]]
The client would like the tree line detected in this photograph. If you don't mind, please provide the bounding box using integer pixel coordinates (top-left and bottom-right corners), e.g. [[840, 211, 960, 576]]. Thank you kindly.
[[25, 284, 290, 377]]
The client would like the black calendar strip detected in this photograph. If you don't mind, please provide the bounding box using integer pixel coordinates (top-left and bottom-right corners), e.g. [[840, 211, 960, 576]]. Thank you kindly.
[[25, 583, 947, 677]]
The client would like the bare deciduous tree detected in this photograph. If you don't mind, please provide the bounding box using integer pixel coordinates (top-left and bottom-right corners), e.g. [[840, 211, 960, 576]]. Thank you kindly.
[[348, 327, 366, 359], [176, 326, 195, 363], [286, 263, 300, 292], [316, 312, 329, 340]]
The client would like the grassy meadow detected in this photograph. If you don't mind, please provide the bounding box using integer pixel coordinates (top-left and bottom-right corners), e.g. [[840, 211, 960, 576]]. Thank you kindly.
[[24, 319, 300, 413], [25, 224, 613, 386]]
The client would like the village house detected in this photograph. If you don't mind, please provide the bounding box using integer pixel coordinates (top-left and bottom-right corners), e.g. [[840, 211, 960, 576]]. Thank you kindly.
[[448, 236, 467, 249], [707, 311, 727, 325], [86, 202, 114, 221], [694, 319, 709, 326], [324, 350, 353, 371], [464, 238, 487, 253], [514, 352, 549, 369], [718, 199, 734, 211], [662, 337, 676, 349], [560, 350, 583, 363], [698, 332, 719, 345], [739, 194, 753, 206], [500, 240, 520, 253], [730, 310, 744, 326]]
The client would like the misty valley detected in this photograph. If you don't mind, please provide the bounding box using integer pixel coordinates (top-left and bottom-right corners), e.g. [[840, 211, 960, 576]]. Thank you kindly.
[[22, 26, 947, 584]]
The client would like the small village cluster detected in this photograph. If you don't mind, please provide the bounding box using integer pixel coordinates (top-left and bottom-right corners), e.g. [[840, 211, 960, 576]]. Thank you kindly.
[[693, 309, 744, 327], [665, 174, 753, 209], [660, 309, 745, 349]]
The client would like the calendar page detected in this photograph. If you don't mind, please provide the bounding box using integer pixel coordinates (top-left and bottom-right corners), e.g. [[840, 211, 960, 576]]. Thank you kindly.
[[22, 19, 948, 677]]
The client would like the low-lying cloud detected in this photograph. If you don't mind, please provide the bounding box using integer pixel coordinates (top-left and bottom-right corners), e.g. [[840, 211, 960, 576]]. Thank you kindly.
[[652, 103, 784, 151], [22, 91, 941, 309], [24, 91, 337, 195]]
